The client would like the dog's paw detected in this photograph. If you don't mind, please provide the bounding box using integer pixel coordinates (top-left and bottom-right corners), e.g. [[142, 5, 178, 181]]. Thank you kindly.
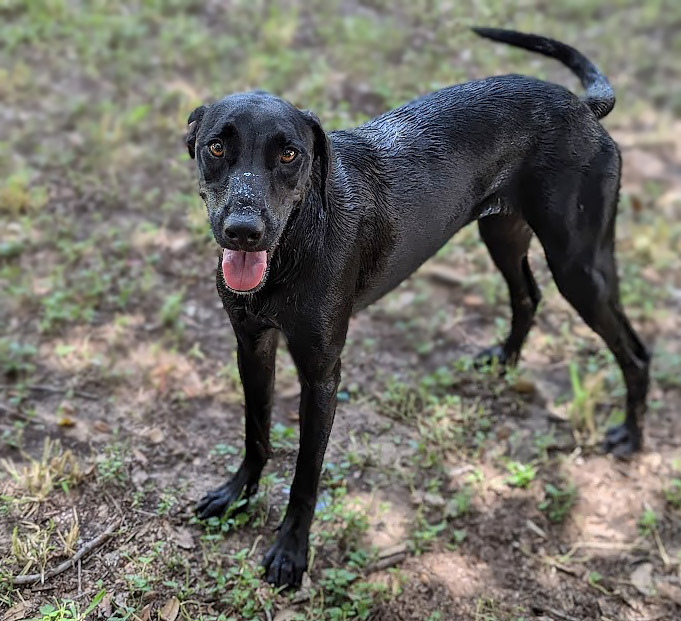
[[195, 478, 254, 520], [262, 533, 308, 588], [473, 344, 515, 370], [603, 424, 641, 459]]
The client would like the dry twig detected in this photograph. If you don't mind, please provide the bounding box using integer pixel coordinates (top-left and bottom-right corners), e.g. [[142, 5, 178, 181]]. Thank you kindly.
[[12, 520, 121, 585], [0, 383, 98, 400]]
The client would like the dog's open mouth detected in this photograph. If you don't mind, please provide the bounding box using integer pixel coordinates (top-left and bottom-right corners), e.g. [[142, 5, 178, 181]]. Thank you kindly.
[[222, 249, 268, 292]]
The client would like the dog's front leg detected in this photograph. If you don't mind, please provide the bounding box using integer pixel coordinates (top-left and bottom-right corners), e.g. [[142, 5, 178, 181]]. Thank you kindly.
[[262, 331, 343, 587], [196, 322, 278, 519]]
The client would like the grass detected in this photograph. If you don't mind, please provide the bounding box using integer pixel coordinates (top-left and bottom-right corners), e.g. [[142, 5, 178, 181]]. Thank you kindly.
[[1, 0, 680, 618], [1, 437, 82, 503], [26, 590, 107, 621]]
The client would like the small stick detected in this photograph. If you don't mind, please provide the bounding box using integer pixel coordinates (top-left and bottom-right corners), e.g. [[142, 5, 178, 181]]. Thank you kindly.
[[653, 529, 671, 567], [0, 384, 98, 401], [540, 555, 580, 576], [534, 606, 582, 621], [257, 592, 273, 621], [12, 520, 120, 585], [366, 552, 407, 573]]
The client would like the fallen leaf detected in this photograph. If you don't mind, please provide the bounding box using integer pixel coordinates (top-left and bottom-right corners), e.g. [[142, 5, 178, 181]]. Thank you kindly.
[[280, 385, 301, 399], [93, 420, 111, 433], [511, 377, 536, 394], [98, 594, 112, 618], [3, 601, 30, 621], [273, 610, 299, 621], [623, 149, 666, 181], [378, 543, 408, 558], [656, 581, 681, 606], [159, 597, 180, 621], [630, 193, 644, 213], [463, 294, 484, 307], [421, 263, 464, 286], [630, 562, 654, 596], [132, 448, 149, 464], [59, 401, 76, 415], [131, 468, 149, 487], [641, 266, 662, 284], [423, 492, 446, 508], [146, 427, 165, 444], [138, 604, 152, 621], [171, 526, 194, 550]]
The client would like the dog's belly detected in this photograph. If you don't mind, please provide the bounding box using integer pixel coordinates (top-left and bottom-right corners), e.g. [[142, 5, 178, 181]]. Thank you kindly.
[[352, 199, 476, 311]]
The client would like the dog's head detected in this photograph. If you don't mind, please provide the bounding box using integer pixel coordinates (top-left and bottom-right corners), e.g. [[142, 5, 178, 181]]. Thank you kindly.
[[186, 92, 331, 294]]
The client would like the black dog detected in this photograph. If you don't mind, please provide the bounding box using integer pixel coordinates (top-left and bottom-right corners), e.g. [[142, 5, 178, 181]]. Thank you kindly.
[[186, 28, 649, 587]]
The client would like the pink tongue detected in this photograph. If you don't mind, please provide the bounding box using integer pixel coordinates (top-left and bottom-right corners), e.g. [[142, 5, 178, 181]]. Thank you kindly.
[[222, 249, 268, 291]]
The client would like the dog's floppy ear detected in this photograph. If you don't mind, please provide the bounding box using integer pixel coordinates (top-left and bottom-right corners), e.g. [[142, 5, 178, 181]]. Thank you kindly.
[[186, 105, 207, 159], [303, 111, 332, 211]]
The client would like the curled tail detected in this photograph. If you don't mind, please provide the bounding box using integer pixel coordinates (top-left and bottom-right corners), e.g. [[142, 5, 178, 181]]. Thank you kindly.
[[472, 27, 615, 119]]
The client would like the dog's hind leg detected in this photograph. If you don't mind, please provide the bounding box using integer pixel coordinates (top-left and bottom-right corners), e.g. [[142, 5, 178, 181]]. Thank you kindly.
[[196, 323, 277, 518], [475, 211, 541, 368], [526, 161, 650, 457]]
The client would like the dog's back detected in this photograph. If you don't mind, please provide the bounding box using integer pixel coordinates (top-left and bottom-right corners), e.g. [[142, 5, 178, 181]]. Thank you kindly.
[[337, 72, 611, 309]]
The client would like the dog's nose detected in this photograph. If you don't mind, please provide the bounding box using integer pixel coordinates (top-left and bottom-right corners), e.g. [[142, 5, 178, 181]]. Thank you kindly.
[[223, 213, 265, 248]]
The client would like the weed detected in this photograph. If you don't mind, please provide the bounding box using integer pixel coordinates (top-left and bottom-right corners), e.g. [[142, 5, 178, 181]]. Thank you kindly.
[[638, 507, 659, 536], [664, 479, 681, 509], [156, 489, 179, 516], [271, 422, 298, 452], [538, 481, 577, 523], [504, 460, 537, 488], [0, 339, 37, 376], [410, 509, 447, 554], [0, 171, 47, 215], [568, 362, 603, 442], [27, 590, 106, 621], [445, 486, 473, 519], [318, 568, 387, 620], [159, 290, 185, 329], [1, 420, 27, 450], [314, 485, 369, 555], [95, 441, 129, 485], [207, 547, 275, 619]]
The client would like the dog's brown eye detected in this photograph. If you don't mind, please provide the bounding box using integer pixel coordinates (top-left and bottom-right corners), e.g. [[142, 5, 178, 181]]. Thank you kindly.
[[209, 141, 224, 157], [280, 148, 298, 164]]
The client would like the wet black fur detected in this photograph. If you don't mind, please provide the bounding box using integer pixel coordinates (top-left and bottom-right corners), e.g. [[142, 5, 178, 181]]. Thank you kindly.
[[186, 29, 650, 588]]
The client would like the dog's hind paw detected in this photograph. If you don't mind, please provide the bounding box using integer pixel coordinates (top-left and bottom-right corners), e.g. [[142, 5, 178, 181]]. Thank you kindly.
[[473, 344, 516, 370], [603, 424, 642, 459], [195, 478, 255, 520]]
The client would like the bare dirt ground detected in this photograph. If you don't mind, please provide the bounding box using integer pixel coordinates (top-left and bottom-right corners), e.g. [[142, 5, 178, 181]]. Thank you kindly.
[[1, 1, 681, 619]]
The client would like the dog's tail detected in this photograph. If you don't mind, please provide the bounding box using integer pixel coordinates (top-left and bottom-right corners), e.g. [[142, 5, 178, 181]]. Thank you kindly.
[[472, 27, 615, 119]]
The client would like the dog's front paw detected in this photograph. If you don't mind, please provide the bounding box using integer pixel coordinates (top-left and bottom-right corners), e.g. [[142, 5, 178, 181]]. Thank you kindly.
[[195, 477, 255, 520], [603, 423, 641, 459], [262, 533, 308, 588]]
